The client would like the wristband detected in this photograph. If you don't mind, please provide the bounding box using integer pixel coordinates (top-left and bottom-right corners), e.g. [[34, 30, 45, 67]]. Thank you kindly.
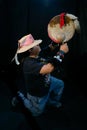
[[54, 50, 65, 62], [57, 50, 65, 59]]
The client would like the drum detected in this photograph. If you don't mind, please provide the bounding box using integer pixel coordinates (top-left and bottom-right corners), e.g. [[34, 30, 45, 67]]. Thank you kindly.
[[47, 13, 80, 44]]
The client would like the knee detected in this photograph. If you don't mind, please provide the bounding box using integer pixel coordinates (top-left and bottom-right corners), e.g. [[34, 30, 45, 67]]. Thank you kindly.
[[58, 79, 64, 90]]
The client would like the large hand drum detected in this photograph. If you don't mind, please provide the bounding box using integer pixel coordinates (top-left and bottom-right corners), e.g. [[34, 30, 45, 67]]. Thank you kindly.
[[47, 13, 80, 44]]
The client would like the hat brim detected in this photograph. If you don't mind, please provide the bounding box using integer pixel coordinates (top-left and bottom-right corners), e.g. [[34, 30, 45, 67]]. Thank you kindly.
[[17, 39, 42, 54]]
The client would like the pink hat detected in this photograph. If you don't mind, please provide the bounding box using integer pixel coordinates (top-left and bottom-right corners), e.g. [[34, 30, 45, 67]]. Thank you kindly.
[[17, 34, 42, 53]]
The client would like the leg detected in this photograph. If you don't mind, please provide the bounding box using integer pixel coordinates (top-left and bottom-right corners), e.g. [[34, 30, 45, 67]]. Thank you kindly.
[[47, 76, 64, 107], [17, 91, 50, 116]]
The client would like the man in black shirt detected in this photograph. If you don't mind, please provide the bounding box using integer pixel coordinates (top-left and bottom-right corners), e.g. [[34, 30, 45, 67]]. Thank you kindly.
[[14, 34, 69, 116]]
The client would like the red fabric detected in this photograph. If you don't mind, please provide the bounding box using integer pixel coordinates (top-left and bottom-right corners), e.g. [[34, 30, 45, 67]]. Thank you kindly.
[[60, 13, 65, 28]]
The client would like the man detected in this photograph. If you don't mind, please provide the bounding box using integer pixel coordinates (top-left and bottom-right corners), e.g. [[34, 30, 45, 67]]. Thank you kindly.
[[13, 34, 69, 117]]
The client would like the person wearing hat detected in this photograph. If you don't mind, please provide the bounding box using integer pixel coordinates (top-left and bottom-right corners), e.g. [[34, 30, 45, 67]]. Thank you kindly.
[[13, 33, 69, 117]]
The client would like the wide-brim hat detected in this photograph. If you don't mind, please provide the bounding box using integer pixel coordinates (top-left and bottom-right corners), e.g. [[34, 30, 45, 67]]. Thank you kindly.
[[17, 34, 42, 54], [47, 13, 76, 44]]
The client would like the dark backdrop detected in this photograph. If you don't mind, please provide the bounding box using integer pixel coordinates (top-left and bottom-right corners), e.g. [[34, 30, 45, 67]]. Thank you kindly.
[[0, 0, 87, 93], [0, 0, 78, 65]]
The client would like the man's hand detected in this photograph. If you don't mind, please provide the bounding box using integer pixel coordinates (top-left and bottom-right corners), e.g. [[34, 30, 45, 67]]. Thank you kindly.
[[59, 43, 69, 54]]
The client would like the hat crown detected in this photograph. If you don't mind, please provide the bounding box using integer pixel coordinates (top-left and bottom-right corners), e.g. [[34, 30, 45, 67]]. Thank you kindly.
[[19, 34, 35, 48]]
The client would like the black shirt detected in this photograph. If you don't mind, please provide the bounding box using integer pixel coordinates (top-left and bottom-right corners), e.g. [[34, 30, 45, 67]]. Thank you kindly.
[[23, 57, 51, 97]]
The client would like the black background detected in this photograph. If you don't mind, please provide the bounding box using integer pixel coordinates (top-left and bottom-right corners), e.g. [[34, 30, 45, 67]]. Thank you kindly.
[[0, 0, 87, 130]]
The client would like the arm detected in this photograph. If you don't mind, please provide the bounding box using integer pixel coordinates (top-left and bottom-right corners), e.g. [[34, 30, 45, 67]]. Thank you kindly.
[[40, 63, 54, 74], [40, 43, 69, 75], [40, 42, 59, 58], [54, 43, 69, 62]]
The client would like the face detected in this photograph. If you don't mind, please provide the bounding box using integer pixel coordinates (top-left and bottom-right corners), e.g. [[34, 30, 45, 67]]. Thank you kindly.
[[30, 45, 41, 56]]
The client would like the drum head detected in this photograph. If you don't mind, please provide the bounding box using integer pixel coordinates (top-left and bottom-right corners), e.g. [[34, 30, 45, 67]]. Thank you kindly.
[[48, 14, 75, 44]]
